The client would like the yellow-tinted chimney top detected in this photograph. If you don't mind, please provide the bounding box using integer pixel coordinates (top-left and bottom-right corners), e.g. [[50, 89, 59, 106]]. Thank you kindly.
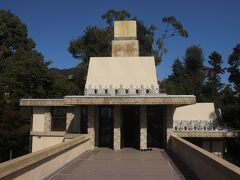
[[114, 21, 137, 39]]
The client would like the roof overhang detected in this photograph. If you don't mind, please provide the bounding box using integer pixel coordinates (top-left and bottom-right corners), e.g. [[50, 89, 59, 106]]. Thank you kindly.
[[20, 95, 196, 106], [20, 99, 67, 106]]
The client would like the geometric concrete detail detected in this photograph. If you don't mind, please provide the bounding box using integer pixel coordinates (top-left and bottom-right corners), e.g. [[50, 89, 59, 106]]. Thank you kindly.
[[114, 105, 121, 150], [140, 105, 147, 150]]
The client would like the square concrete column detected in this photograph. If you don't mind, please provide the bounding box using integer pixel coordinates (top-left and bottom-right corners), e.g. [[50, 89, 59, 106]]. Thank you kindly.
[[94, 106, 99, 147], [114, 105, 121, 150], [166, 105, 175, 143], [88, 106, 95, 149], [44, 107, 51, 132], [66, 107, 74, 133], [140, 105, 147, 150]]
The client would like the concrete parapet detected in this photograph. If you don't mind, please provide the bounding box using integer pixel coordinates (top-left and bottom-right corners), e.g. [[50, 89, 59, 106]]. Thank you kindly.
[[174, 131, 240, 138], [0, 135, 90, 179], [168, 134, 240, 180]]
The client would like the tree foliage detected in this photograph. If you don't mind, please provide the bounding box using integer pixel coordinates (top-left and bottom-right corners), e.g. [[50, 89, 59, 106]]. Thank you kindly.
[[0, 10, 35, 59], [203, 51, 225, 104], [102, 9, 131, 27], [0, 10, 79, 162], [162, 45, 205, 101], [220, 44, 240, 128], [228, 44, 240, 93], [156, 16, 188, 62]]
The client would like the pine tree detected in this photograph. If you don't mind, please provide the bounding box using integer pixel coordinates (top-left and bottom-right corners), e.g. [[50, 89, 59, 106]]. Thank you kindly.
[[204, 51, 225, 104]]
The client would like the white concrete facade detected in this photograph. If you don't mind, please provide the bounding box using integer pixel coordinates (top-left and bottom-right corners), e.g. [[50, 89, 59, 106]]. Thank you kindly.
[[26, 20, 220, 156]]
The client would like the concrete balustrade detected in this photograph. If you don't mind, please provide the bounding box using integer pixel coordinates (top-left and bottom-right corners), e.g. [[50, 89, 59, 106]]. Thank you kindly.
[[168, 134, 240, 180], [0, 134, 90, 180]]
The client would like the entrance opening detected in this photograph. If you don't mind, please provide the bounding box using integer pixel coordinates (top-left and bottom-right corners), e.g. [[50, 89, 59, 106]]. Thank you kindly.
[[122, 106, 140, 149], [147, 106, 165, 148], [99, 106, 113, 148]]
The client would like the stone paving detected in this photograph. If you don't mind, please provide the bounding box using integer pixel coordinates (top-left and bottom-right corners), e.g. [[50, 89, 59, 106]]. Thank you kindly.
[[47, 148, 189, 180]]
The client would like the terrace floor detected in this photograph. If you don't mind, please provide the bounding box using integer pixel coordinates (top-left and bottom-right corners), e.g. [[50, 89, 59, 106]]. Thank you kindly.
[[47, 148, 195, 180]]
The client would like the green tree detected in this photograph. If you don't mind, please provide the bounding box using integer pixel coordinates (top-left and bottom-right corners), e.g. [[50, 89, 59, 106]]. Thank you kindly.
[[203, 51, 225, 104], [161, 45, 205, 101], [160, 58, 187, 94], [220, 44, 240, 128], [102, 9, 131, 27], [184, 45, 205, 100], [156, 16, 188, 62], [228, 44, 240, 93], [220, 85, 239, 128], [0, 10, 35, 60], [0, 10, 78, 162]]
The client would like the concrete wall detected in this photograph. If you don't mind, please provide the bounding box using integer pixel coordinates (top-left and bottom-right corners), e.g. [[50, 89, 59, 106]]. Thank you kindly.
[[173, 103, 216, 121], [173, 103, 217, 131], [85, 57, 158, 90], [168, 134, 240, 180], [32, 107, 45, 132], [0, 135, 90, 180], [31, 107, 66, 152], [32, 136, 64, 152]]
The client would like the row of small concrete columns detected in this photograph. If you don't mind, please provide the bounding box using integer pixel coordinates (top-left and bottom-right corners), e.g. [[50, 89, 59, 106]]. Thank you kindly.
[[84, 105, 148, 150], [84, 87, 159, 96]]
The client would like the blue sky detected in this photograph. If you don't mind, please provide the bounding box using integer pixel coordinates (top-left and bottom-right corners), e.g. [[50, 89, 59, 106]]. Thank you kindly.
[[0, 0, 239, 82]]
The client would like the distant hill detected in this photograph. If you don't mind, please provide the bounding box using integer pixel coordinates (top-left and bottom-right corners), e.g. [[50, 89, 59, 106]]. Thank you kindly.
[[50, 67, 76, 76]]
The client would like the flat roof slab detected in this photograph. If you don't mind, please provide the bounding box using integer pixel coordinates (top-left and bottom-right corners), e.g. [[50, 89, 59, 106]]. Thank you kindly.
[[64, 95, 196, 105], [20, 95, 196, 106]]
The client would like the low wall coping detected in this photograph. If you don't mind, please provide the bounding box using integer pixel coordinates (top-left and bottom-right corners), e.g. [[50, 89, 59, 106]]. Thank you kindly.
[[20, 95, 196, 106], [20, 99, 68, 106], [170, 134, 240, 175], [31, 131, 65, 137], [174, 131, 240, 138], [0, 134, 90, 179]]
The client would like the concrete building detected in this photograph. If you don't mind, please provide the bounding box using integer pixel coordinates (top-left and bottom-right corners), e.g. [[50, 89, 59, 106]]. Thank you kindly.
[[20, 20, 219, 153]]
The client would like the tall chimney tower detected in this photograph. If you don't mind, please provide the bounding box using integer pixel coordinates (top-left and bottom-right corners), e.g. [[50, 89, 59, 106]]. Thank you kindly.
[[112, 21, 139, 57]]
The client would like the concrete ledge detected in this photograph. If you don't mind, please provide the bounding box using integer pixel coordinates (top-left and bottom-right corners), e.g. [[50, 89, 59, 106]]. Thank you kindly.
[[174, 131, 240, 138], [20, 95, 196, 106], [64, 95, 196, 105], [20, 99, 67, 106], [168, 134, 240, 179], [31, 131, 65, 137], [0, 134, 90, 179]]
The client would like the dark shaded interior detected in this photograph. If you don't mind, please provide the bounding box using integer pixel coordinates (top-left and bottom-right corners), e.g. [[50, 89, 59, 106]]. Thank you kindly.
[[121, 106, 140, 149], [147, 105, 164, 148], [99, 106, 114, 148]]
